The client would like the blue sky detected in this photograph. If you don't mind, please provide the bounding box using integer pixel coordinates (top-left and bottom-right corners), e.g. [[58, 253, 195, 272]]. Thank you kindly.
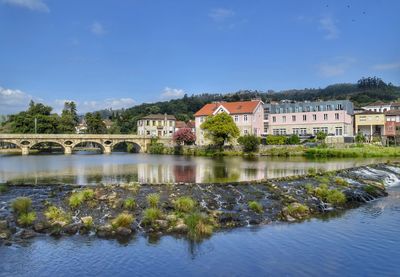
[[0, 0, 399, 114]]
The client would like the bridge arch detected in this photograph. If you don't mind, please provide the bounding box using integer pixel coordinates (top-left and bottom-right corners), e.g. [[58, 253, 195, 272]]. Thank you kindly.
[[72, 141, 105, 153], [0, 140, 21, 153], [30, 141, 65, 154], [112, 141, 142, 153]]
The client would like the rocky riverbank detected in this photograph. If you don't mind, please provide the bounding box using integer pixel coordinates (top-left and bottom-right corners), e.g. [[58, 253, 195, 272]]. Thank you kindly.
[[1, 163, 398, 246]]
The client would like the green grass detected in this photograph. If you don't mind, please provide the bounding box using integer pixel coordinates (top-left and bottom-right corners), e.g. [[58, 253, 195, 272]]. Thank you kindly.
[[81, 216, 93, 229], [185, 212, 213, 240], [334, 177, 349, 187], [311, 184, 347, 205], [0, 183, 8, 194], [18, 211, 36, 226], [248, 201, 263, 213], [123, 198, 136, 211], [44, 206, 71, 224], [305, 145, 400, 158], [363, 185, 379, 195], [174, 196, 196, 213], [68, 189, 95, 209], [111, 213, 134, 229], [286, 203, 310, 218], [146, 193, 160, 208], [12, 197, 32, 215], [142, 208, 162, 225]]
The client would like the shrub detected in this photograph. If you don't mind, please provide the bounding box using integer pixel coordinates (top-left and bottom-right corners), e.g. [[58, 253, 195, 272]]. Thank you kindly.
[[286, 134, 300, 145], [334, 178, 349, 187], [18, 211, 36, 226], [326, 189, 346, 205], [265, 135, 286, 145], [174, 196, 196, 213], [314, 184, 329, 199], [173, 128, 196, 145], [185, 212, 213, 239], [355, 133, 366, 143], [12, 197, 32, 215], [316, 131, 327, 141], [45, 206, 71, 224], [124, 198, 136, 210], [286, 203, 310, 218], [146, 193, 160, 208], [0, 184, 8, 193], [68, 189, 94, 209], [248, 201, 263, 213], [237, 135, 260, 152], [148, 138, 165, 154], [142, 208, 162, 225], [304, 183, 314, 194], [111, 213, 134, 229], [81, 216, 93, 229]]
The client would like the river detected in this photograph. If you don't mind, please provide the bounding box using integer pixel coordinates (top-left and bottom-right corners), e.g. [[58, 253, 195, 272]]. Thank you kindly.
[[1, 152, 399, 184], [0, 186, 399, 276]]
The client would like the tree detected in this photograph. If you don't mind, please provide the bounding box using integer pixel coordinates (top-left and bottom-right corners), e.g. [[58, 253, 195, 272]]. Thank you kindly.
[[85, 112, 107, 134], [237, 135, 260, 152], [173, 128, 196, 145], [286, 134, 300, 145], [200, 112, 240, 147], [58, 101, 79, 134], [316, 131, 327, 141]]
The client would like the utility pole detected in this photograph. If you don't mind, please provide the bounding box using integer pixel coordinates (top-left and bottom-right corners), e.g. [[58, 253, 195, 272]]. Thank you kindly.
[[34, 117, 37, 134]]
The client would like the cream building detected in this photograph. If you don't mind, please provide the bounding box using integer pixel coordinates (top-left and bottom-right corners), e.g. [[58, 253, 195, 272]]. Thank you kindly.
[[137, 114, 176, 137]]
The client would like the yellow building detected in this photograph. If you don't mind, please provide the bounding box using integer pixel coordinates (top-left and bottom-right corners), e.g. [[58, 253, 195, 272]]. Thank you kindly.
[[355, 111, 385, 139]]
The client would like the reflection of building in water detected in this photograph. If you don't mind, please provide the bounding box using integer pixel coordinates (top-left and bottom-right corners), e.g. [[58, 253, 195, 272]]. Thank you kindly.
[[173, 165, 196, 183], [137, 163, 175, 183]]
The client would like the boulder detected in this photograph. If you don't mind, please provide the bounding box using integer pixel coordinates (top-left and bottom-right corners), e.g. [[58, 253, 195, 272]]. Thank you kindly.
[[96, 224, 113, 238], [0, 230, 11, 240], [33, 221, 50, 233], [18, 229, 36, 239], [115, 227, 132, 237], [64, 223, 82, 235], [155, 220, 169, 230]]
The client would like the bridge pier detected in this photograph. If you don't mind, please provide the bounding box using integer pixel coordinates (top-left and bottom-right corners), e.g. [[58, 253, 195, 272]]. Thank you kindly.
[[64, 146, 72, 155], [104, 145, 112, 154], [21, 147, 29, 155]]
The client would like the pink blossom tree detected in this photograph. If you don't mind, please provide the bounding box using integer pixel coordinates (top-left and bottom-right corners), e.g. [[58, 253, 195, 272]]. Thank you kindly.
[[173, 128, 196, 145]]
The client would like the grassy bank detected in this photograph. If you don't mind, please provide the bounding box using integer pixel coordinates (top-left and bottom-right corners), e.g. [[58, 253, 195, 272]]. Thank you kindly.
[[304, 145, 400, 158]]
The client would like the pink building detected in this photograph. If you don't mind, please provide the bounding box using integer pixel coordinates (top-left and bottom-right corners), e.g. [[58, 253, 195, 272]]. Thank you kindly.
[[194, 100, 264, 145], [264, 100, 354, 136]]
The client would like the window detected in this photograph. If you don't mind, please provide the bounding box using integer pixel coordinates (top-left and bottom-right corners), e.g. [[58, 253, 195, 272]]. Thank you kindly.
[[152, 120, 156, 126], [312, 114, 317, 121], [272, 116, 276, 123], [282, 116, 286, 123], [244, 129, 248, 134], [263, 122, 268, 133], [244, 115, 248, 122], [292, 115, 296, 122], [200, 117, 204, 123], [146, 120, 150, 126], [324, 114, 328, 120], [300, 128, 307, 135], [313, 128, 320, 135], [254, 128, 258, 135], [335, 113, 339, 120], [303, 115, 307, 121], [293, 128, 299, 134], [335, 127, 343, 136], [234, 115, 239, 122]]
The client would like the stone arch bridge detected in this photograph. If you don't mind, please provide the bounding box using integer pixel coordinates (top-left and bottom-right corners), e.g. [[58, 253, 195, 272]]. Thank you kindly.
[[0, 134, 172, 155]]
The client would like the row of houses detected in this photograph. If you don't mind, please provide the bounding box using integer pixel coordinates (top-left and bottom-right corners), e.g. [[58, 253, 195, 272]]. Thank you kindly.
[[136, 99, 400, 145]]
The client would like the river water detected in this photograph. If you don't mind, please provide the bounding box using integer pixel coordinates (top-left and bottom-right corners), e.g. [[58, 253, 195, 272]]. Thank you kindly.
[[1, 152, 399, 184], [1, 153, 400, 276], [0, 186, 399, 276]]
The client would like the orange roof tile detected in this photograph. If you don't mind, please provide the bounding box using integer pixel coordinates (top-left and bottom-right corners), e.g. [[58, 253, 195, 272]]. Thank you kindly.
[[194, 100, 262, 116]]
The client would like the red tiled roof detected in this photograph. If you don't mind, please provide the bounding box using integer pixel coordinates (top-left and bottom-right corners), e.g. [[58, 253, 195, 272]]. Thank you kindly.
[[175, 121, 187, 128], [385, 110, 400, 116], [194, 100, 262, 116]]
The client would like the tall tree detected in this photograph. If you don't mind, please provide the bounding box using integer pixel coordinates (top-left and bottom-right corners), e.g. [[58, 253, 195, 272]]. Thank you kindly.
[[85, 112, 107, 134], [200, 112, 240, 147]]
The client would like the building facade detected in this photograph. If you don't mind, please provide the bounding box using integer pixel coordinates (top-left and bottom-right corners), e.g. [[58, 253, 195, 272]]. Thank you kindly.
[[194, 100, 264, 146], [263, 100, 354, 136], [384, 110, 400, 137], [137, 114, 176, 137], [354, 111, 385, 139]]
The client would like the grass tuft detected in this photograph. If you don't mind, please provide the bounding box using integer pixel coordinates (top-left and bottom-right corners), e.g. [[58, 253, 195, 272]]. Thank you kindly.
[[12, 197, 32, 215], [123, 198, 136, 211], [18, 211, 36, 226], [248, 201, 263, 213], [111, 213, 134, 229], [185, 212, 213, 240], [146, 193, 160, 208], [174, 196, 196, 213]]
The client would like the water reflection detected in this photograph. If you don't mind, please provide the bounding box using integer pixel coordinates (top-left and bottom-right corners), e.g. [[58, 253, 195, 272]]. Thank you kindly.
[[0, 153, 399, 185]]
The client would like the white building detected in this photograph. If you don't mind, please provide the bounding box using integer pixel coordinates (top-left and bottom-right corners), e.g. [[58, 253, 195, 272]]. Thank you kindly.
[[137, 114, 176, 137]]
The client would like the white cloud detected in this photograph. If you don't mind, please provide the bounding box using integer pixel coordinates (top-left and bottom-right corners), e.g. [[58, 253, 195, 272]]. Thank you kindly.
[[319, 16, 339, 40], [2, 0, 49, 12], [372, 62, 400, 71], [90, 21, 106, 36], [318, 57, 356, 77], [0, 86, 33, 115], [160, 87, 185, 100], [209, 8, 235, 22], [81, 98, 135, 112]]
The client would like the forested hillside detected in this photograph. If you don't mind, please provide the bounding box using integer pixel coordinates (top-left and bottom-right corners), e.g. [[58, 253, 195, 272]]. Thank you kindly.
[[109, 77, 400, 133]]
